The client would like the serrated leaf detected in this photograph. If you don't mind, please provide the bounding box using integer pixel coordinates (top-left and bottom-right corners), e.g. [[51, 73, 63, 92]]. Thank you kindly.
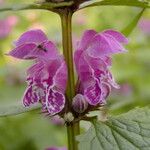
[[122, 8, 145, 36], [0, 102, 41, 117], [77, 107, 150, 150], [79, 0, 150, 9], [0, 1, 74, 12]]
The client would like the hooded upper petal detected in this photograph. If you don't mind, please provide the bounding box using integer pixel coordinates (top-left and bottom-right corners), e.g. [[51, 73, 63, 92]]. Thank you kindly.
[[24, 41, 59, 61], [87, 33, 127, 58], [103, 30, 129, 44], [77, 30, 97, 50], [8, 30, 60, 62], [15, 29, 48, 47]]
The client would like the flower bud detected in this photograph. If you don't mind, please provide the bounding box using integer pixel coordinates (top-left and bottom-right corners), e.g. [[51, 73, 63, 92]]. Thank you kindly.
[[72, 94, 88, 113]]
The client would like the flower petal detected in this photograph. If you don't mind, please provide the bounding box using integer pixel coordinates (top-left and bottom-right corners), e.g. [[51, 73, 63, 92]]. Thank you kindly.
[[45, 87, 65, 116], [84, 79, 102, 106], [22, 86, 39, 106], [25, 41, 59, 61], [53, 61, 68, 93], [87, 33, 127, 58], [15, 29, 48, 47], [101, 82, 111, 103], [103, 30, 129, 44], [78, 53, 94, 88], [8, 43, 37, 59], [78, 30, 97, 50]]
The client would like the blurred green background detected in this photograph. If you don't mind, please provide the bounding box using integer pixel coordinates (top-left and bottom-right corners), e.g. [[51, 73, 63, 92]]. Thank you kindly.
[[0, 0, 150, 149]]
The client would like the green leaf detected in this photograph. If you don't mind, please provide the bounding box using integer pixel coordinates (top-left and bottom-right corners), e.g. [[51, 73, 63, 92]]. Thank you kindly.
[[122, 8, 145, 36], [0, 102, 41, 117], [79, 0, 150, 9], [0, 1, 74, 12], [77, 107, 150, 150]]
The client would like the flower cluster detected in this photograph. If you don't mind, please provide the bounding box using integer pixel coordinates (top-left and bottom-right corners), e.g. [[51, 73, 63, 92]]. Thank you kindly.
[[8, 29, 128, 116], [74, 30, 128, 107], [8, 29, 68, 116]]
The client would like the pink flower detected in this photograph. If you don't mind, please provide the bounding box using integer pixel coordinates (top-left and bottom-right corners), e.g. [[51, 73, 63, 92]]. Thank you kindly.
[[0, 0, 4, 5], [139, 19, 150, 35], [74, 29, 128, 106], [0, 16, 18, 39], [8, 29, 68, 116]]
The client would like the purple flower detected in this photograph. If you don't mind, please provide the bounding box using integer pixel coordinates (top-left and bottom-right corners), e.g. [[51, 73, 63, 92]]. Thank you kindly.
[[74, 29, 128, 106], [139, 19, 150, 35], [8, 29, 68, 116], [0, 16, 18, 39]]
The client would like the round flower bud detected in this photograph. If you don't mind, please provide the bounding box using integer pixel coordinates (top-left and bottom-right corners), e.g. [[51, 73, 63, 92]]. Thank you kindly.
[[72, 94, 88, 113]]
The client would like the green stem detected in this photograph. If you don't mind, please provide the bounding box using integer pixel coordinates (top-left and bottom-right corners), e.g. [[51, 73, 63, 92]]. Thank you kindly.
[[60, 9, 79, 150]]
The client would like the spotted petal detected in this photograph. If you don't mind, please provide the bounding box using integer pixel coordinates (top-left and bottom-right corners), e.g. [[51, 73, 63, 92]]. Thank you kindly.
[[45, 87, 65, 116], [22, 85, 39, 106], [84, 79, 102, 106]]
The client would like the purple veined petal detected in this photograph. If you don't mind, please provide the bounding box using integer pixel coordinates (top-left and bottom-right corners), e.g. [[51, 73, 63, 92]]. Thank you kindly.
[[78, 30, 97, 50], [53, 61, 68, 93], [103, 30, 129, 44], [45, 87, 65, 116], [15, 29, 48, 47], [7, 43, 37, 59], [84, 79, 102, 106], [87, 33, 127, 58]]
